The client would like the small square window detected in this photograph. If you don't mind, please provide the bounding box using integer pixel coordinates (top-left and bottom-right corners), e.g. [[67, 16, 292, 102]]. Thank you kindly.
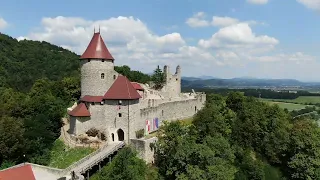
[[91, 102, 94, 105], [88, 59, 91, 62], [102, 60, 104, 62], [118, 113, 122, 117]]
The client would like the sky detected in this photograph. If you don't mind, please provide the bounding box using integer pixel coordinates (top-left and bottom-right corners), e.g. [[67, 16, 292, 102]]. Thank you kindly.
[[1, 0, 320, 81]]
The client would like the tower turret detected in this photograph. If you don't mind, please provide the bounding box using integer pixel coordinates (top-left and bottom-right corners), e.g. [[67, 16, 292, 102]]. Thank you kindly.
[[80, 31, 117, 97]]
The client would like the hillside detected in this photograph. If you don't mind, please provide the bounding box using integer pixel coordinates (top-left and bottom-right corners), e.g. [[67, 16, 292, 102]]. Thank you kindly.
[[0, 33, 80, 92]]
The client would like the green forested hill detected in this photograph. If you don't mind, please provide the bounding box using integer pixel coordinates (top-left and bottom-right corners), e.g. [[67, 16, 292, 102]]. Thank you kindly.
[[0, 33, 80, 91]]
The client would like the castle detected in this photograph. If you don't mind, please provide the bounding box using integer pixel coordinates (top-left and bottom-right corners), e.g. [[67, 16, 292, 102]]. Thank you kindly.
[[67, 31, 206, 144]]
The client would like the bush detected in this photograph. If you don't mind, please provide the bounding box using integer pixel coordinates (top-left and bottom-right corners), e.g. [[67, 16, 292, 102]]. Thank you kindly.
[[136, 129, 144, 139], [100, 132, 106, 141], [86, 128, 99, 137]]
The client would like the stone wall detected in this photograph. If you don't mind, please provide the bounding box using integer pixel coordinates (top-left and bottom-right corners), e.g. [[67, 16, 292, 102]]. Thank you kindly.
[[130, 137, 158, 164], [80, 59, 118, 97], [69, 93, 206, 144], [137, 94, 206, 134], [162, 65, 181, 98]]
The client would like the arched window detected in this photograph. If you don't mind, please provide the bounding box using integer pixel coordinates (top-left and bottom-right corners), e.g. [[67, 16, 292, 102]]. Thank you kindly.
[[101, 73, 105, 79], [111, 133, 115, 141], [113, 75, 117, 80]]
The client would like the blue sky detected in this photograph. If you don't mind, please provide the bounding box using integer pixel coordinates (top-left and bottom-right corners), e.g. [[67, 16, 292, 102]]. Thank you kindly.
[[1, 0, 320, 81]]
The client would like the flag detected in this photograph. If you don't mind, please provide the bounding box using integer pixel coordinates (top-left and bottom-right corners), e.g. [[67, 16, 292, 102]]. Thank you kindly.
[[155, 118, 159, 129], [145, 120, 150, 135]]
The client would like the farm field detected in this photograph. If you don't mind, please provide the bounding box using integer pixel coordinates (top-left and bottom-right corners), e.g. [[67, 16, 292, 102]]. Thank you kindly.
[[261, 98, 309, 111], [263, 101, 308, 111], [263, 96, 320, 104]]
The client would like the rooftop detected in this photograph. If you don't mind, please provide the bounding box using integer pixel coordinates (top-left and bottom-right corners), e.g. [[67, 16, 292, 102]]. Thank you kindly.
[[104, 76, 142, 100], [80, 32, 114, 60], [68, 103, 91, 117]]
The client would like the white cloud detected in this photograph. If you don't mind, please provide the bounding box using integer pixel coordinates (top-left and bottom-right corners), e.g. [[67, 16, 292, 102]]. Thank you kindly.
[[198, 23, 279, 51], [20, 15, 317, 80], [247, 0, 269, 5], [297, 0, 320, 10], [185, 12, 210, 28], [212, 16, 239, 27], [0, 17, 8, 29]]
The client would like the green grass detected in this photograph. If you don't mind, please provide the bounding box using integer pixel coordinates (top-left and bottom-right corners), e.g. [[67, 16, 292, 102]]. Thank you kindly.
[[262, 96, 320, 104], [48, 139, 94, 169], [261, 99, 308, 111]]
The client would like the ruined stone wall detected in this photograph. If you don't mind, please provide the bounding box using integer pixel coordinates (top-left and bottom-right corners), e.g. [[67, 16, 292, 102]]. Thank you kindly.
[[130, 137, 158, 164], [162, 65, 181, 98], [80, 59, 118, 97]]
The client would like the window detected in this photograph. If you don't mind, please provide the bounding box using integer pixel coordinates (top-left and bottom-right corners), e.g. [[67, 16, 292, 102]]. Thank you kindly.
[[101, 73, 105, 79], [118, 100, 122, 105], [162, 110, 164, 116], [118, 113, 122, 117], [88, 59, 91, 62], [91, 102, 94, 105], [176, 78, 178, 81], [102, 60, 104, 62], [113, 75, 117, 80]]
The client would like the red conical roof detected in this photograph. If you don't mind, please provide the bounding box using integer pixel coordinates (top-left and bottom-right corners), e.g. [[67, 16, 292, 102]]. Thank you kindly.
[[80, 32, 114, 60], [104, 76, 142, 100]]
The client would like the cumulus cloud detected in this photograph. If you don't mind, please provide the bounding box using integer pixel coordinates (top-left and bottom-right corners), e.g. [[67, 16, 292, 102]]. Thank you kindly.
[[212, 16, 239, 27], [20, 15, 316, 80], [247, 0, 269, 5], [185, 12, 210, 28], [198, 23, 279, 52], [297, 0, 320, 10], [0, 17, 8, 30]]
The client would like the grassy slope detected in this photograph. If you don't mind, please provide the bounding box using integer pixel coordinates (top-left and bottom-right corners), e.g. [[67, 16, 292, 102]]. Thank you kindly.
[[48, 139, 94, 169], [263, 100, 308, 111]]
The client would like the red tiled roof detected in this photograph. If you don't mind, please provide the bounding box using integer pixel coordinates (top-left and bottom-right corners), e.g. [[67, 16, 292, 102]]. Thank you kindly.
[[80, 32, 114, 60], [131, 82, 144, 91], [104, 76, 142, 100], [81, 95, 104, 102], [0, 164, 36, 180], [68, 103, 91, 117]]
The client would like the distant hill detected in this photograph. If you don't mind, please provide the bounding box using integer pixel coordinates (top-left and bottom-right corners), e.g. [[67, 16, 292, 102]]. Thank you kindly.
[[182, 77, 320, 89]]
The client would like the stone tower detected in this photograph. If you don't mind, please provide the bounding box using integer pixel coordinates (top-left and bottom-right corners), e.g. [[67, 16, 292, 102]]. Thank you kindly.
[[80, 31, 117, 97]]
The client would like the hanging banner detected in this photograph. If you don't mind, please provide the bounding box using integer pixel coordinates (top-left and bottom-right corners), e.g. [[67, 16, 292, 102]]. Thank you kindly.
[[145, 120, 150, 135], [154, 118, 159, 130]]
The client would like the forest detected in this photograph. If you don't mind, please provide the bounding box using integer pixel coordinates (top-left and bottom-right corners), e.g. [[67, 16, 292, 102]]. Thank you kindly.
[[0, 33, 150, 169]]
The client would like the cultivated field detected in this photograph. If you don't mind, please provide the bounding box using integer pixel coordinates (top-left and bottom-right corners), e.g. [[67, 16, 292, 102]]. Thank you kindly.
[[263, 100, 308, 111]]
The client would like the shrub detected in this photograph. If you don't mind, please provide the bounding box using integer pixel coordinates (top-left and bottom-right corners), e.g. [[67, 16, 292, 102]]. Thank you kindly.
[[100, 132, 106, 141], [136, 129, 144, 139], [86, 128, 99, 137]]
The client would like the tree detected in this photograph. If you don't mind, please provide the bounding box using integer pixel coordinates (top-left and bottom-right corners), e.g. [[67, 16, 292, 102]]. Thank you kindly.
[[151, 65, 165, 90], [154, 121, 237, 180], [91, 147, 150, 180], [0, 116, 25, 165], [287, 119, 320, 179]]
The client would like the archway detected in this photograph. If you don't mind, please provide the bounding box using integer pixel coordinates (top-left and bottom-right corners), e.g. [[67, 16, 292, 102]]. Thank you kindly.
[[111, 133, 114, 142], [117, 129, 124, 141]]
